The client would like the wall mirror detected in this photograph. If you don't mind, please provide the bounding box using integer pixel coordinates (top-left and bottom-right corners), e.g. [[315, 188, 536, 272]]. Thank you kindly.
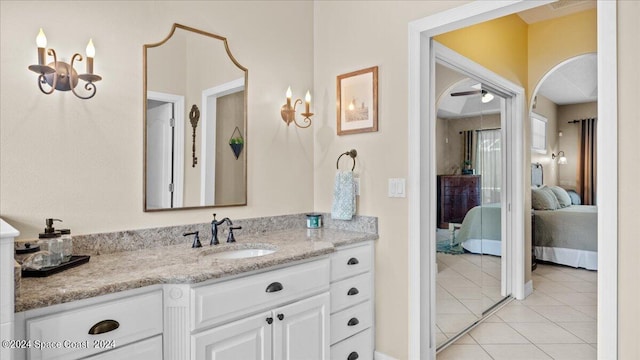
[[144, 23, 247, 211]]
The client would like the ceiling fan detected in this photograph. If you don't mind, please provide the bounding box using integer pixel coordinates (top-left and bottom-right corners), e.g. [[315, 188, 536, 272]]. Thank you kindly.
[[450, 85, 494, 103]]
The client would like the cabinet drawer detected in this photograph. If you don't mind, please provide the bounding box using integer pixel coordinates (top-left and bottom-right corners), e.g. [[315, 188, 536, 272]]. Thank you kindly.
[[330, 300, 372, 345], [84, 335, 163, 360], [330, 243, 372, 282], [27, 290, 163, 360], [192, 259, 329, 331], [330, 328, 373, 360], [330, 272, 371, 314]]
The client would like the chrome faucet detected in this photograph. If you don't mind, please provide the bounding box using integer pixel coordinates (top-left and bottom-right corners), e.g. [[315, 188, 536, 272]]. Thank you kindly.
[[211, 213, 233, 245]]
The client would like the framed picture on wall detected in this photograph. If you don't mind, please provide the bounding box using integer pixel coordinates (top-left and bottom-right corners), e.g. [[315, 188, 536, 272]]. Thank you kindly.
[[531, 112, 547, 154], [336, 66, 378, 135]]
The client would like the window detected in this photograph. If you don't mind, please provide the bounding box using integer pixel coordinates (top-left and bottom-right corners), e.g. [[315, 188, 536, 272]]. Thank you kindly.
[[531, 113, 547, 154]]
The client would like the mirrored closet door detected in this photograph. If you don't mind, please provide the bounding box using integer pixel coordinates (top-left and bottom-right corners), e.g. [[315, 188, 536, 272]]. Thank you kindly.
[[434, 63, 508, 350]]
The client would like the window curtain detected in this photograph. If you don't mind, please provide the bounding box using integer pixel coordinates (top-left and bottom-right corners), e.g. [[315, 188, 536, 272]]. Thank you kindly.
[[462, 130, 474, 170], [475, 129, 501, 204], [579, 118, 597, 205]]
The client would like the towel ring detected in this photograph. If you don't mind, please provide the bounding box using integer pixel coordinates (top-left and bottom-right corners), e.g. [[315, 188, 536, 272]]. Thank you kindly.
[[336, 149, 357, 171]]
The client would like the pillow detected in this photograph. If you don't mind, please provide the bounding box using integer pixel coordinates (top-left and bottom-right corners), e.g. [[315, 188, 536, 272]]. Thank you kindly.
[[532, 186, 560, 210], [548, 186, 572, 208], [566, 189, 582, 205]]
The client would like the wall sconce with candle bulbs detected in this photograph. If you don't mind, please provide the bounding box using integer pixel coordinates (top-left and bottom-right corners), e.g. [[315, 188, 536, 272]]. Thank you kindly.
[[27, 28, 102, 99], [552, 151, 568, 165], [281, 86, 313, 128]]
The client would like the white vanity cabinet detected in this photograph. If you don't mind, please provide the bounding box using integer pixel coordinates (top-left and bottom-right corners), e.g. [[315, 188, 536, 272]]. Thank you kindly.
[[182, 258, 331, 360], [192, 292, 329, 360], [329, 241, 375, 360], [17, 288, 163, 360]]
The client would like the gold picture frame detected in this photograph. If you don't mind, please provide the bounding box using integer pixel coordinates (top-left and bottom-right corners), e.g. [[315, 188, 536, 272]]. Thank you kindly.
[[336, 66, 378, 135]]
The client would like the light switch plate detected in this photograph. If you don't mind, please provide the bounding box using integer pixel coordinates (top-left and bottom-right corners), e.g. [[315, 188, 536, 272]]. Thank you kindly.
[[388, 178, 406, 198]]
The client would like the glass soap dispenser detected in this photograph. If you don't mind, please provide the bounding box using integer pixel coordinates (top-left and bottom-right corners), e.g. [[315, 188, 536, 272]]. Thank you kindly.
[[38, 218, 63, 267]]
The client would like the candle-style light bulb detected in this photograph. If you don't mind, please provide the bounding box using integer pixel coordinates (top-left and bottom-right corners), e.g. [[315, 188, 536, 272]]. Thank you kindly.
[[86, 38, 95, 58], [85, 38, 95, 74], [305, 90, 311, 113], [348, 100, 355, 111], [36, 28, 47, 65], [36, 28, 47, 48], [286, 86, 292, 107]]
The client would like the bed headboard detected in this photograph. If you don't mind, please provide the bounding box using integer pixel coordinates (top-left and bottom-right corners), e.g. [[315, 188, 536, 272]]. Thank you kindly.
[[531, 163, 543, 187]]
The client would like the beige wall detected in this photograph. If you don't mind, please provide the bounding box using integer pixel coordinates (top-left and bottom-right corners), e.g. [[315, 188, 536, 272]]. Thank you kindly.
[[617, 2, 640, 358], [0, 0, 315, 239], [531, 95, 559, 186], [556, 102, 597, 191], [313, 2, 468, 358]]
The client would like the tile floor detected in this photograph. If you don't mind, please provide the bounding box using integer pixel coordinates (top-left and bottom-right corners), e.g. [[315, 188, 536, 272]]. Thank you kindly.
[[437, 263, 597, 360]]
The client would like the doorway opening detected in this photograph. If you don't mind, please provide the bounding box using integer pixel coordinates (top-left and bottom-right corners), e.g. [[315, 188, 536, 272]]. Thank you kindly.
[[408, 2, 617, 359]]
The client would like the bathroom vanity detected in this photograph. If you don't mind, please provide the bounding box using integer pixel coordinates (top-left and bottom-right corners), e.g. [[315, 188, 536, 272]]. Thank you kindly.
[[11, 218, 376, 360]]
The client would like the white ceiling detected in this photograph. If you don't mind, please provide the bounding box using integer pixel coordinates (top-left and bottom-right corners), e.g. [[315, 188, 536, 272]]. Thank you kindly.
[[536, 54, 597, 105], [517, 0, 596, 24], [437, 79, 502, 119]]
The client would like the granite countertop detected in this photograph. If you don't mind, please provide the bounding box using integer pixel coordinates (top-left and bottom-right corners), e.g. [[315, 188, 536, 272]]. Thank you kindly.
[[15, 228, 377, 313]]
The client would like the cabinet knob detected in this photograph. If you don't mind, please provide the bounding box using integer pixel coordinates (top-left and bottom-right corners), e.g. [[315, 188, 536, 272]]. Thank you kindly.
[[277, 313, 285, 321], [348, 351, 359, 360], [266, 317, 273, 324], [88, 319, 120, 335], [347, 287, 359, 296], [347, 317, 359, 327], [265, 282, 284, 293], [347, 257, 359, 265]]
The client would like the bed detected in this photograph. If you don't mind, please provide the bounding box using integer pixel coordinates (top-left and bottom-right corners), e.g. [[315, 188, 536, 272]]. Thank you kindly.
[[456, 203, 502, 256], [533, 205, 598, 270], [531, 163, 598, 270], [454, 164, 598, 270]]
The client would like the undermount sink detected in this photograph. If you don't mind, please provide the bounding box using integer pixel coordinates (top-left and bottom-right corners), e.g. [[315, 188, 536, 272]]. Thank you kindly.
[[199, 244, 277, 260]]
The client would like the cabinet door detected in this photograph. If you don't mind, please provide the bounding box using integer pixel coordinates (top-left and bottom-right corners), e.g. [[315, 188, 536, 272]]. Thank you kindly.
[[273, 292, 329, 360], [85, 335, 163, 360], [192, 311, 272, 360]]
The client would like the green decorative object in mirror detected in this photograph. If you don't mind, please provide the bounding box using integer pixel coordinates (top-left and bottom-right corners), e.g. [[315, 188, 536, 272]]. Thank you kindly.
[[229, 126, 244, 160], [144, 23, 247, 211]]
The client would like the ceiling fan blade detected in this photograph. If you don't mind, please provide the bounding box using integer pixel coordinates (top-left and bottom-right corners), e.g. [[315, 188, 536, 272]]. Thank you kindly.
[[450, 90, 482, 97]]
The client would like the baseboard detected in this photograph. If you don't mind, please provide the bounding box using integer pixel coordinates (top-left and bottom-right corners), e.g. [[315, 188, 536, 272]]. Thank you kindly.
[[374, 350, 399, 360], [524, 279, 534, 298]]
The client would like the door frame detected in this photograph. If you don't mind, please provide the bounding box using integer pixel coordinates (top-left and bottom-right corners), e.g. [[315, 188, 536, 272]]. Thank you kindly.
[[146, 91, 185, 208], [407, 1, 618, 359], [200, 78, 245, 206]]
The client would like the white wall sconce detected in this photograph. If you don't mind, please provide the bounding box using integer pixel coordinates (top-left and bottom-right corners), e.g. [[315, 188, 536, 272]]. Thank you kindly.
[[552, 151, 568, 165], [27, 28, 102, 99], [281, 86, 313, 128]]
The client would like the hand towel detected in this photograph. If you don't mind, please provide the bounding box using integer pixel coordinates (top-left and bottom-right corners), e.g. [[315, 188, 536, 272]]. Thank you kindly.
[[331, 170, 356, 220]]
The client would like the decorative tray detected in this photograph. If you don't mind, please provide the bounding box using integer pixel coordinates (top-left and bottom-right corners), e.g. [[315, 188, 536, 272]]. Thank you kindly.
[[22, 255, 91, 278]]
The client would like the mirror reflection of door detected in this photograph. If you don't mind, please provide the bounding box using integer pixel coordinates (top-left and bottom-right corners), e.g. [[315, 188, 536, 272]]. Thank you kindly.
[[435, 63, 508, 350], [146, 92, 185, 209]]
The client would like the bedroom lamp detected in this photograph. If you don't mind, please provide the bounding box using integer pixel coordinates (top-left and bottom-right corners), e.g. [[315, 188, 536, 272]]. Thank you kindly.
[[28, 28, 102, 100], [552, 151, 568, 165], [281, 86, 313, 128]]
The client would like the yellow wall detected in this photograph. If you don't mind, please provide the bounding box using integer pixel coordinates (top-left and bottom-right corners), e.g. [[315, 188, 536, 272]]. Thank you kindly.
[[435, 14, 529, 91], [528, 9, 597, 100]]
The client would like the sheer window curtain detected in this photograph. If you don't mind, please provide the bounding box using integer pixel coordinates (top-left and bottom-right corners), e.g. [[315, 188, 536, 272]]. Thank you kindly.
[[475, 129, 501, 204]]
